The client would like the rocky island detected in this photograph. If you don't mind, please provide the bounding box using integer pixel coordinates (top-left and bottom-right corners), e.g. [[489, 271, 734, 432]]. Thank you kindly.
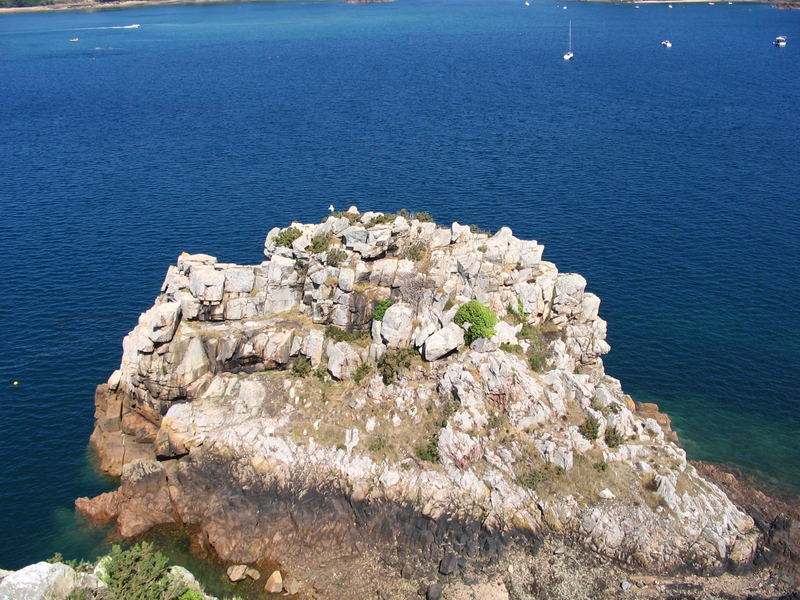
[[73, 209, 797, 600]]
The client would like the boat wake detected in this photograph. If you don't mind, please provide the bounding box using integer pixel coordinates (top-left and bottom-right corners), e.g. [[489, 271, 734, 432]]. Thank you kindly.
[[75, 24, 141, 30]]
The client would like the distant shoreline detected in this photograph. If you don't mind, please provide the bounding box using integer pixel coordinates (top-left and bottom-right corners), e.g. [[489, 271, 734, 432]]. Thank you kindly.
[[0, 0, 785, 15]]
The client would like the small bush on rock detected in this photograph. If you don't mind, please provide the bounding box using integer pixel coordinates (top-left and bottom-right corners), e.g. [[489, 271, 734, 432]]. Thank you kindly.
[[377, 348, 419, 385], [605, 427, 626, 449], [579, 415, 600, 441], [291, 355, 312, 378], [274, 227, 302, 248], [405, 242, 427, 262], [454, 300, 498, 344], [373, 298, 392, 321], [103, 542, 184, 600], [415, 432, 440, 462], [353, 362, 371, 384], [331, 211, 360, 224], [178, 592, 205, 600], [326, 248, 347, 266], [325, 325, 368, 343], [310, 233, 333, 254]]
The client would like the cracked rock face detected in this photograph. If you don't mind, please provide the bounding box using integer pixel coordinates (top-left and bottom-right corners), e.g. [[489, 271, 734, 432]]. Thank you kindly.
[[77, 210, 758, 575]]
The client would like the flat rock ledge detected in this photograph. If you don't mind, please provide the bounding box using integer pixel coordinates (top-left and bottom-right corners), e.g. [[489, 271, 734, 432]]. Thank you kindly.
[[77, 209, 763, 584]]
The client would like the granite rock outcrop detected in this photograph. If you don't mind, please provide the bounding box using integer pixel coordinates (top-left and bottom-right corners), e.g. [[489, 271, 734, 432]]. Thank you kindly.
[[77, 209, 760, 578]]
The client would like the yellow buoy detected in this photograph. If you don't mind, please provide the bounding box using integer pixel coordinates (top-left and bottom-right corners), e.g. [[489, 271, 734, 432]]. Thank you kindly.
[[12, 381, 19, 386]]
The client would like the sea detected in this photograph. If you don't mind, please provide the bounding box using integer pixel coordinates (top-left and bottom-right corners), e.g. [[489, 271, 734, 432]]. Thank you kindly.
[[0, 0, 798, 577]]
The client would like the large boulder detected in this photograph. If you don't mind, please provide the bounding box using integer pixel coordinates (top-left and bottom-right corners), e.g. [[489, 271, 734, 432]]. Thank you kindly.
[[327, 342, 361, 380], [423, 323, 464, 361], [0, 562, 76, 600], [380, 303, 414, 348]]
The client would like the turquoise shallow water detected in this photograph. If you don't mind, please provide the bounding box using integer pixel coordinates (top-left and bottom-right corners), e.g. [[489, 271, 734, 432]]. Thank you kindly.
[[0, 0, 799, 570]]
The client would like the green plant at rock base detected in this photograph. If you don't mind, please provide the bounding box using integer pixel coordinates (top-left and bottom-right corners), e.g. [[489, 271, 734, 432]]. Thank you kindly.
[[506, 298, 530, 324], [373, 298, 392, 321], [47, 553, 93, 573], [405, 242, 427, 261], [274, 226, 302, 248], [415, 432, 440, 462], [579, 415, 600, 441], [291, 355, 312, 378], [477, 244, 488, 253], [325, 325, 369, 343], [516, 469, 545, 491], [309, 233, 333, 254], [294, 260, 309, 279], [353, 362, 371, 384], [368, 436, 387, 452], [178, 592, 205, 600], [102, 542, 185, 600], [377, 348, 419, 385], [330, 211, 361, 224], [326, 248, 347, 266], [605, 426, 626, 449], [413, 211, 434, 222], [469, 224, 492, 236], [454, 300, 498, 344], [499, 343, 523, 355], [593, 461, 609, 473], [443, 298, 455, 311], [66, 590, 93, 600]]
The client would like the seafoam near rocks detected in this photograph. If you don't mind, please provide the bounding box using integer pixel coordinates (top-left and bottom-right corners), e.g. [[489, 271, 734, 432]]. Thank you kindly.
[[77, 209, 758, 575]]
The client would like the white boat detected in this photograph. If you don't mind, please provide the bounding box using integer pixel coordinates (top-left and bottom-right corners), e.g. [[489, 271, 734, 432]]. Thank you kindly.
[[524, 2, 530, 6], [661, 40, 672, 47], [69, 37, 79, 42], [122, 24, 141, 29], [774, 36, 787, 47], [668, 4, 673, 7], [563, 20, 574, 60]]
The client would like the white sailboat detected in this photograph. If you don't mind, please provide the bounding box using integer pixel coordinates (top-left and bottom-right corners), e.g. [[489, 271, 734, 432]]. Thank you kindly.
[[563, 20, 574, 60]]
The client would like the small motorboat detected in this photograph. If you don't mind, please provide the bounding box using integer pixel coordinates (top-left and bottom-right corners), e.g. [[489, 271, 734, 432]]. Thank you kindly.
[[661, 40, 672, 47], [774, 36, 787, 47], [69, 37, 79, 42]]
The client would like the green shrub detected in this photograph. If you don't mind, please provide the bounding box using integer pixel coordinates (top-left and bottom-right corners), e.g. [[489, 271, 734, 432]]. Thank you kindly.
[[179, 592, 205, 600], [405, 242, 427, 261], [330, 211, 360, 223], [454, 300, 498, 344], [368, 436, 387, 452], [516, 469, 545, 490], [274, 226, 302, 248], [353, 362, 371, 384], [294, 260, 309, 279], [527, 351, 548, 372], [310, 233, 333, 254], [499, 343, 523, 354], [477, 244, 488, 253], [66, 590, 93, 600], [443, 298, 455, 311], [326, 248, 347, 266], [102, 542, 185, 600], [373, 298, 392, 321], [46, 553, 93, 573], [377, 348, 419, 385], [291, 355, 312, 378], [605, 427, 626, 449], [413, 211, 434, 223], [579, 415, 600, 441], [366, 213, 395, 227], [415, 433, 440, 462], [506, 298, 529, 324], [325, 325, 369, 343], [593, 461, 609, 473]]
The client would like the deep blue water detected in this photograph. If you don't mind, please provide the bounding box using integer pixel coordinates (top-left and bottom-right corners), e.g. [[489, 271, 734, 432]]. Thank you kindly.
[[1, 0, 798, 570]]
